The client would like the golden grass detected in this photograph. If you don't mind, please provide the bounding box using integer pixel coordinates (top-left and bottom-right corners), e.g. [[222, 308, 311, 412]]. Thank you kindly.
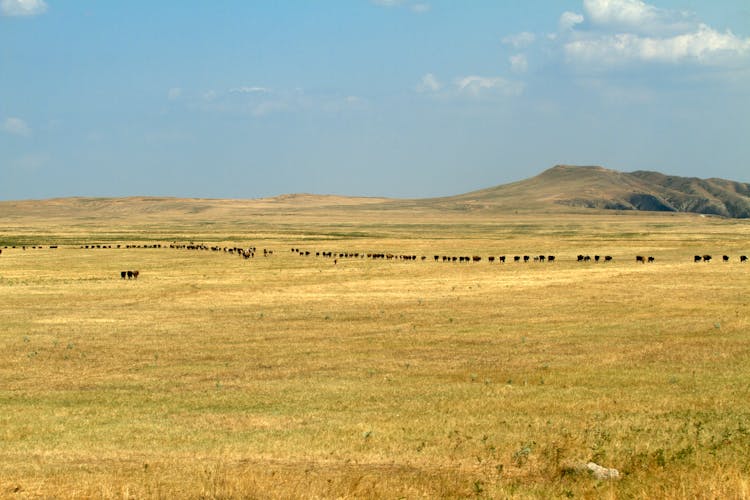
[[1, 204, 750, 498]]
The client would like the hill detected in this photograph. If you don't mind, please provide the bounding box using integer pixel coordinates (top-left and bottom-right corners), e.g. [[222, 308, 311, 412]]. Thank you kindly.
[[444, 165, 750, 218], [1, 165, 748, 219]]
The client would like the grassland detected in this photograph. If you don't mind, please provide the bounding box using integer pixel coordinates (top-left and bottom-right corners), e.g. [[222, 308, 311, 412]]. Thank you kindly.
[[1, 199, 749, 498]]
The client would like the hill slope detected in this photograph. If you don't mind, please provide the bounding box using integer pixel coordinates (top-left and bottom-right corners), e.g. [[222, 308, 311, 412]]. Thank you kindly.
[[447, 165, 750, 218]]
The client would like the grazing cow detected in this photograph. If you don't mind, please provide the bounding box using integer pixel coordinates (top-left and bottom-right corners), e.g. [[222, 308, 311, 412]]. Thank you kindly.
[[636, 256, 645, 263], [703, 255, 712, 262], [514, 256, 521, 262], [577, 255, 584, 262], [722, 255, 729, 262], [694, 255, 702, 263], [472, 256, 481, 262], [548, 255, 555, 263], [120, 271, 127, 279], [604, 256, 612, 262], [740, 255, 747, 263], [648, 256, 655, 263]]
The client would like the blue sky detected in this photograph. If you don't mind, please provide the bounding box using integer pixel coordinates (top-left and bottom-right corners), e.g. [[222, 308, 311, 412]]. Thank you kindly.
[[1, 0, 749, 200]]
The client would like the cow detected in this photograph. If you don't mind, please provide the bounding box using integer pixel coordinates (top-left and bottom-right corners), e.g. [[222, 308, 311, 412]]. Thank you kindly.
[[741, 255, 748, 263], [604, 256, 613, 262], [636, 256, 645, 263], [514, 256, 521, 262], [594, 255, 600, 262], [703, 255, 712, 262], [523, 255, 530, 263], [499, 256, 506, 263], [694, 255, 702, 263], [648, 256, 655, 263], [722, 255, 729, 262], [120, 271, 127, 279], [488, 256, 495, 263], [547, 255, 555, 263]]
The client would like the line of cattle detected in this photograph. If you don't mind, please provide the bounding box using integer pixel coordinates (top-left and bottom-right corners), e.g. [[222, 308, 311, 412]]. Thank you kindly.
[[2, 245, 747, 273], [290, 248, 747, 264]]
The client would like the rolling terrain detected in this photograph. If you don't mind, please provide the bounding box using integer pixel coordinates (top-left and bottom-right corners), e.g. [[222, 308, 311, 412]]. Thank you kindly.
[[2, 165, 749, 219]]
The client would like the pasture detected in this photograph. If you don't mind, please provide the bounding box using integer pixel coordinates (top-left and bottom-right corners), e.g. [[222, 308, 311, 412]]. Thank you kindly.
[[1, 203, 750, 498]]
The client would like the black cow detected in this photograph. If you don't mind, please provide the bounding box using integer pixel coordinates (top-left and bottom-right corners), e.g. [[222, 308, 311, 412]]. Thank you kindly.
[[499, 256, 506, 263], [741, 255, 748, 263], [547, 255, 555, 263], [648, 256, 655, 263], [636, 256, 645, 263], [604, 256, 613, 262], [722, 255, 729, 262], [121, 271, 127, 279], [694, 255, 702, 263], [703, 255, 712, 262]]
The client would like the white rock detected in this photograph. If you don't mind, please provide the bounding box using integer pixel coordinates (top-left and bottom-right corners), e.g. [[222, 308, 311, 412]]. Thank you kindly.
[[586, 462, 620, 480]]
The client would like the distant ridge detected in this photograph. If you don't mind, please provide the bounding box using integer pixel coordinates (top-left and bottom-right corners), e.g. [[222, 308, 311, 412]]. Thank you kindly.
[[2, 165, 749, 219], [447, 165, 750, 218]]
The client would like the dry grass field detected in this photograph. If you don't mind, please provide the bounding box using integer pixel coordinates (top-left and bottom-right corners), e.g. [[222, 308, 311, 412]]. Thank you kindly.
[[1, 198, 750, 498]]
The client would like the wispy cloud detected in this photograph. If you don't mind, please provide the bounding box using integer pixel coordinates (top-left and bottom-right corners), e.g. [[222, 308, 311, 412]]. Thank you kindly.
[[2, 117, 31, 136], [417, 74, 524, 99], [502, 32, 536, 49], [372, 0, 430, 14], [229, 86, 271, 94], [1, 0, 47, 17], [416, 73, 441, 93], [509, 54, 529, 74], [455, 76, 524, 98]]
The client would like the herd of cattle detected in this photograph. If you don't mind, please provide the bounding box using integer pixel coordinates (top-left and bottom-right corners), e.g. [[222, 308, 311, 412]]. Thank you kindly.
[[1, 245, 748, 278]]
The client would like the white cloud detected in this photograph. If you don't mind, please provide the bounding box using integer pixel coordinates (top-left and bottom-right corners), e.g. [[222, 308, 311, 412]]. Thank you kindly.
[[502, 32, 536, 49], [455, 76, 524, 97], [509, 54, 529, 73], [559, 11, 584, 32], [2, 117, 31, 136], [565, 23, 750, 67], [411, 3, 430, 14], [230, 86, 270, 94], [416, 73, 441, 93], [1, 0, 47, 16], [582, 0, 694, 35]]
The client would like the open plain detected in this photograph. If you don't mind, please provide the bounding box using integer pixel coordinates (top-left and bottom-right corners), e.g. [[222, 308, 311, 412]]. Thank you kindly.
[[1, 196, 750, 498]]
